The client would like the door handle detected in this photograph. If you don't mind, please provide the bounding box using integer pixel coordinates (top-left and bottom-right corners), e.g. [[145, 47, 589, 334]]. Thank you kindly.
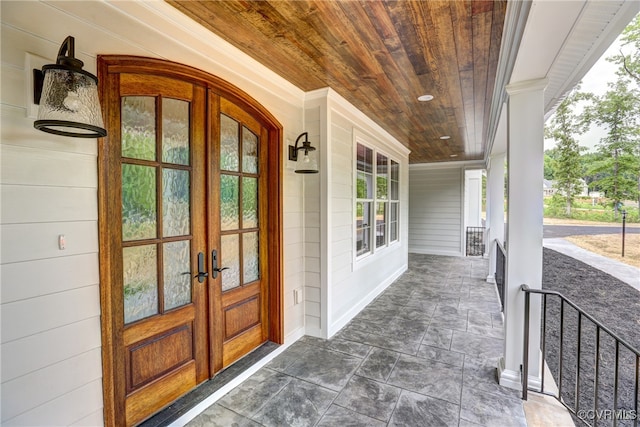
[[211, 249, 229, 279], [194, 252, 208, 283]]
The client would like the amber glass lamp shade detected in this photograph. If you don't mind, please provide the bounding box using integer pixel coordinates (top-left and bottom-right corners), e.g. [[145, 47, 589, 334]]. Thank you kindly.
[[34, 36, 106, 138]]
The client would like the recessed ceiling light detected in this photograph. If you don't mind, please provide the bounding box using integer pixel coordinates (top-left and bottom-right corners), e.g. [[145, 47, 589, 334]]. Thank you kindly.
[[418, 94, 434, 102], [440, 135, 451, 140]]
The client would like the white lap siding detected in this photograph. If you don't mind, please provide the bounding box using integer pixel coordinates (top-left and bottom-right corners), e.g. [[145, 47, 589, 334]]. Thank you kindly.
[[302, 89, 410, 338], [1, 105, 103, 425], [1, 2, 307, 424], [408, 165, 464, 256]]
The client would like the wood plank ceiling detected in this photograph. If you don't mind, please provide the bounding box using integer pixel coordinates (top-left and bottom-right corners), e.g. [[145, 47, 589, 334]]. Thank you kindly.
[[168, 0, 507, 164]]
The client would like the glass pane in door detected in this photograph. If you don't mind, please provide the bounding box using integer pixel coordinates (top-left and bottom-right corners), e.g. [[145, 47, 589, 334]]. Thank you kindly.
[[242, 177, 258, 228], [242, 127, 258, 173], [221, 234, 240, 291], [123, 245, 158, 323], [221, 175, 239, 231], [163, 168, 190, 237], [162, 98, 190, 165], [243, 232, 259, 284], [122, 96, 156, 160], [220, 114, 239, 172], [163, 240, 191, 310], [122, 164, 157, 241]]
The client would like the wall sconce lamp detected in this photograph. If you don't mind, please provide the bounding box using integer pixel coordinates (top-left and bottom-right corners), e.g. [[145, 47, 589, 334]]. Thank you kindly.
[[288, 132, 318, 174], [33, 36, 106, 138]]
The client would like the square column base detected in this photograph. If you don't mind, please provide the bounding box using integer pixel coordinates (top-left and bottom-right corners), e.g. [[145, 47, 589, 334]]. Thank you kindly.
[[498, 357, 542, 393]]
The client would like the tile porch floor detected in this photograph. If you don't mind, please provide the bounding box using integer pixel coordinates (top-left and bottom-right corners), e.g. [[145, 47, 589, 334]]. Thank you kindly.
[[186, 254, 527, 426]]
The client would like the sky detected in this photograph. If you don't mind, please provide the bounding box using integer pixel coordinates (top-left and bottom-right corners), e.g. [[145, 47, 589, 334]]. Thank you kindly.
[[543, 34, 625, 152]]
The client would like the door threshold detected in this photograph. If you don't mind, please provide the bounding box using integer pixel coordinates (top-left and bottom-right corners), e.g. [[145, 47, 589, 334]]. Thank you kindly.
[[139, 341, 279, 427]]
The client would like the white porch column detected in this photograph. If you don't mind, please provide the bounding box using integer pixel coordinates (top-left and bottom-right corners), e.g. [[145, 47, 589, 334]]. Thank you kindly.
[[486, 152, 505, 283], [499, 78, 548, 391]]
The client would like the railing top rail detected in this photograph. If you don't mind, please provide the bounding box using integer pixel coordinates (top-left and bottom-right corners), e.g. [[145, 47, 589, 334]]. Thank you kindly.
[[521, 284, 640, 356], [495, 238, 506, 255]]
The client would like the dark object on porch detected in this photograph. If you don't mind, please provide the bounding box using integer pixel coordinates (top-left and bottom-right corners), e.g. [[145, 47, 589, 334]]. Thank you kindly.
[[466, 226, 485, 256], [521, 248, 640, 427]]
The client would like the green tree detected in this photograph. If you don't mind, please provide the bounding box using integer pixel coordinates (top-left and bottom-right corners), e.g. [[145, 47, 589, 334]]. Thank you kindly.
[[584, 79, 640, 216], [609, 14, 640, 212], [609, 14, 640, 85], [544, 149, 557, 180], [544, 88, 590, 214], [581, 152, 606, 192]]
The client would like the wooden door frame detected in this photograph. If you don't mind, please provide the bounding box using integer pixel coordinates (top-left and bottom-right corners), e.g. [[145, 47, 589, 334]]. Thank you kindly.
[[97, 56, 284, 426]]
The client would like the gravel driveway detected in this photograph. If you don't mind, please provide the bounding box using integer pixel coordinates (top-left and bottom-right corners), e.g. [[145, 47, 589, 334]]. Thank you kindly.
[[542, 248, 640, 427]]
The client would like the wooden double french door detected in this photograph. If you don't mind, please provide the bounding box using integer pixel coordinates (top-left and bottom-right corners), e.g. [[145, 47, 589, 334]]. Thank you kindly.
[[98, 57, 283, 426]]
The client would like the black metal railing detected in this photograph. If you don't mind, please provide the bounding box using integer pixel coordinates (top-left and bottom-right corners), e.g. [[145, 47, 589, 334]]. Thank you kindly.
[[494, 240, 506, 312], [466, 226, 485, 256], [522, 284, 640, 427]]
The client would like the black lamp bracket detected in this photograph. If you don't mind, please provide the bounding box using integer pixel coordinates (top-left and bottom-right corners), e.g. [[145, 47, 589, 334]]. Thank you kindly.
[[288, 132, 316, 161], [33, 36, 94, 105], [54, 36, 84, 71]]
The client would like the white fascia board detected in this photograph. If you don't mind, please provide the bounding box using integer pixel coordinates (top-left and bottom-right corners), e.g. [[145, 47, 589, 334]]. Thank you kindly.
[[543, 0, 640, 118], [409, 160, 485, 171], [511, 1, 586, 83]]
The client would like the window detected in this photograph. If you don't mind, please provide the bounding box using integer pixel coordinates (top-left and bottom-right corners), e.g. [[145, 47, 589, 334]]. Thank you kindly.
[[389, 160, 399, 243], [356, 144, 373, 256], [376, 153, 388, 248], [356, 142, 399, 259]]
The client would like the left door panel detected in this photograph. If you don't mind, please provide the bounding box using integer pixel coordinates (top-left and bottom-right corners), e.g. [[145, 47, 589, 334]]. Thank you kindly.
[[101, 71, 209, 426]]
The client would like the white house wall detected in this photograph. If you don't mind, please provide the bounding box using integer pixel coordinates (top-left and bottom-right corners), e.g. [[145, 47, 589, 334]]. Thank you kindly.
[[1, 26, 105, 426], [302, 89, 410, 339], [408, 164, 466, 257], [329, 115, 409, 335], [302, 104, 323, 336], [0, 1, 308, 425]]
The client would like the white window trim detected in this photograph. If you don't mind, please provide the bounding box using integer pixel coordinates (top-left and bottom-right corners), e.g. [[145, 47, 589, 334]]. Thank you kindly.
[[388, 158, 400, 245], [353, 137, 400, 269]]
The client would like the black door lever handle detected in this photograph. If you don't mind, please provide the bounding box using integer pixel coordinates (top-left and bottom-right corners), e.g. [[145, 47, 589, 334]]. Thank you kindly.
[[211, 249, 229, 279], [194, 252, 208, 283], [194, 271, 209, 281]]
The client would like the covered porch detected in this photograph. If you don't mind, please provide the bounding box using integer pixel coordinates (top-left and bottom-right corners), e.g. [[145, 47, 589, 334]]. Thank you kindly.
[[147, 254, 548, 426], [2, 1, 639, 426]]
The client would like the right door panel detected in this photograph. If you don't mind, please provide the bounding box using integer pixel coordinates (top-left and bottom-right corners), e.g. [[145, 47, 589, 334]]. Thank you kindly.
[[209, 96, 269, 371]]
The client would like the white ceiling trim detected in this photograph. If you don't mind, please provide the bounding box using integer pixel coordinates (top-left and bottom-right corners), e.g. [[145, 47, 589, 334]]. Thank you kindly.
[[543, 0, 640, 117], [488, 0, 639, 159], [509, 0, 639, 118]]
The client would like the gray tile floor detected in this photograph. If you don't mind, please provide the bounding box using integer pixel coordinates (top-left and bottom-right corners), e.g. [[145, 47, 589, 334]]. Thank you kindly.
[[187, 254, 527, 426]]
